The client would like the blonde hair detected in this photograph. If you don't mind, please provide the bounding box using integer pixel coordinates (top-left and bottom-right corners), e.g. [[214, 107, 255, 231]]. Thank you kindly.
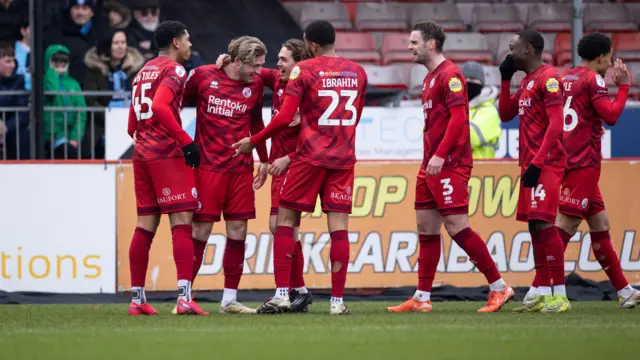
[[228, 36, 267, 64]]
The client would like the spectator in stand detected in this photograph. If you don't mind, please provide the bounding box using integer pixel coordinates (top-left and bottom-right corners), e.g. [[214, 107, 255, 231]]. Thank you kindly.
[[45, 0, 105, 87], [14, 18, 30, 90], [44, 44, 87, 159], [0, 0, 28, 44], [0, 42, 29, 160], [127, 0, 160, 61], [104, 0, 132, 30], [462, 61, 502, 159], [84, 29, 144, 158]]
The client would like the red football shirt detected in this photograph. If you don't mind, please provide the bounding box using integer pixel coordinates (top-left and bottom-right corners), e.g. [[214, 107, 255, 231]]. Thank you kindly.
[[285, 56, 368, 169], [130, 56, 187, 161], [183, 65, 266, 173], [561, 66, 609, 169], [260, 68, 300, 162], [515, 65, 566, 167], [421, 60, 472, 169]]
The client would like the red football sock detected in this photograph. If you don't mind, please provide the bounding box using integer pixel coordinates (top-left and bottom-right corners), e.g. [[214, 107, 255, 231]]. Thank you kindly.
[[223, 238, 245, 289], [557, 227, 572, 251], [289, 240, 305, 289], [129, 227, 155, 287], [591, 231, 629, 291], [192, 238, 207, 284], [330, 230, 350, 297], [452, 227, 501, 284], [171, 224, 194, 281], [539, 226, 566, 286], [417, 234, 440, 292], [273, 226, 295, 289], [531, 230, 551, 287]]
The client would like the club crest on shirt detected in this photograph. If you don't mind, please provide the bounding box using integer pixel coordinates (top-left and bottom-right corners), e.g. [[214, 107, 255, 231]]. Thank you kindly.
[[527, 80, 534, 90], [429, 78, 435, 88], [448, 77, 462, 92], [175, 65, 186, 78], [290, 66, 301, 80], [595, 75, 606, 88], [191, 187, 198, 199], [546, 78, 560, 92], [277, 89, 284, 97], [243, 87, 252, 98]]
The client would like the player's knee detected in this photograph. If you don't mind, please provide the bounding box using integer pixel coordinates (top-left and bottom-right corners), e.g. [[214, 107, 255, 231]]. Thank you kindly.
[[226, 220, 248, 240], [168, 211, 192, 227], [269, 216, 277, 235], [192, 221, 213, 241], [555, 214, 580, 235], [416, 210, 440, 235], [587, 212, 610, 232], [442, 214, 469, 237], [529, 220, 552, 233], [276, 208, 298, 227], [137, 214, 161, 233], [327, 212, 349, 233]]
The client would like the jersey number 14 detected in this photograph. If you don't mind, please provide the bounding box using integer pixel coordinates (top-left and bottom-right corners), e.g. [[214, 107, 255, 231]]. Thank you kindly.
[[318, 90, 358, 126]]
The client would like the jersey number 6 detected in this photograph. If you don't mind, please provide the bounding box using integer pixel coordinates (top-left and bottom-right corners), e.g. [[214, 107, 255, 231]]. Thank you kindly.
[[563, 96, 579, 132], [318, 89, 358, 126]]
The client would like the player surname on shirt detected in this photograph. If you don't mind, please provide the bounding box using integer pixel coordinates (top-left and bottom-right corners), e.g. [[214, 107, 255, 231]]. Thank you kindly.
[[321, 77, 358, 88], [206, 94, 248, 116]]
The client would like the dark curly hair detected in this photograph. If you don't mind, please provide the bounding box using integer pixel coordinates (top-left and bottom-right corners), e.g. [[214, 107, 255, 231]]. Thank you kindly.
[[577, 32, 612, 61], [154, 20, 187, 50]]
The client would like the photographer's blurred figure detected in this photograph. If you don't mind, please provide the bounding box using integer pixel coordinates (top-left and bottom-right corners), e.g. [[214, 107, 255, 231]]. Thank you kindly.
[[462, 61, 501, 159]]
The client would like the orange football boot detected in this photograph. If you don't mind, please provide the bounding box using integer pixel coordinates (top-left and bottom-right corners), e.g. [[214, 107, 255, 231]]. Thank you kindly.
[[175, 298, 210, 316], [128, 302, 159, 315], [387, 297, 432, 313], [477, 286, 515, 313]]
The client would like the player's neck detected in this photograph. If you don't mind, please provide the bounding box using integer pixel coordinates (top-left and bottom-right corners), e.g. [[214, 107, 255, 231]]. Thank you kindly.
[[158, 50, 178, 63], [314, 48, 337, 58], [224, 64, 242, 81], [523, 60, 544, 75], [580, 61, 597, 73], [425, 53, 446, 73]]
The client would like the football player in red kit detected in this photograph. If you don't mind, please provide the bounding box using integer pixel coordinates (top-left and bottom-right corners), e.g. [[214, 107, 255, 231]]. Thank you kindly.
[[499, 29, 569, 313], [387, 21, 514, 314], [216, 39, 313, 312], [523, 33, 640, 309], [126, 21, 208, 316], [183, 36, 270, 314], [234, 20, 367, 315]]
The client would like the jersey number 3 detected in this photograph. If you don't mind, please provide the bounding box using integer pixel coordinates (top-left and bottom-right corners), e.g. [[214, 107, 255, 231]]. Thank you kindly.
[[318, 90, 358, 126], [132, 83, 153, 121], [563, 96, 579, 132]]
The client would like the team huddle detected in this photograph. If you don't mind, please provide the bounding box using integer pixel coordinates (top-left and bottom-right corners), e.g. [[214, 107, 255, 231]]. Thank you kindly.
[[125, 18, 640, 316]]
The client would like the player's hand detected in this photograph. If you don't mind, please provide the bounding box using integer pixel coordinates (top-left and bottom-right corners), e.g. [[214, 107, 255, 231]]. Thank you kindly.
[[426, 155, 444, 177], [232, 137, 254, 156], [289, 109, 301, 127], [253, 162, 268, 190], [499, 55, 516, 81], [521, 164, 541, 188], [182, 141, 201, 169], [269, 155, 291, 176], [216, 53, 231, 69], [132, 131, 137, 143], [612, 59, 631, 86]]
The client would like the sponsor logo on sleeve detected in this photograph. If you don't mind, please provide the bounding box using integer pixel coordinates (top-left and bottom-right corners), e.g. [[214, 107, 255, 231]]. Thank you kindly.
[[290, 66, 301, 80], [546, 78, 560, 93], [448, 77, 462, 92]]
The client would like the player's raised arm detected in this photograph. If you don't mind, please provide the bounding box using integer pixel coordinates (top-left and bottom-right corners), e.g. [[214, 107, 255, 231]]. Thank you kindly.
[[247, 94, 302, 146], [498, 55, 519, 122], [532, 75, 564, 168], [592, 59, 630, 125]]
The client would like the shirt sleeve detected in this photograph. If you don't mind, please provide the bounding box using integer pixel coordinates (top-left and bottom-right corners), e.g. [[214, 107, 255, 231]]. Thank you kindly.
[[443, 70, 467, 108], [540, 73, 563, 108], [284, 64, 308, 99], [588, 73, 609, 103], [160, 64, 187, 95], [182, 68, 199, 108], [259, 68, 279, 90]]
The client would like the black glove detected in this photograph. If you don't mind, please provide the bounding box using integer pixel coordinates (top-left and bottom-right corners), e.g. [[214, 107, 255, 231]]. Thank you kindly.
[[499, 55, 516, 81], [521, 164, 541, 188], [182, 142, 200, 169]]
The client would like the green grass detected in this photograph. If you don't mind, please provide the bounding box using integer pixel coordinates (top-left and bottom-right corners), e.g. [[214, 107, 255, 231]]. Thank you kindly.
[[1, 301, 638, 360]]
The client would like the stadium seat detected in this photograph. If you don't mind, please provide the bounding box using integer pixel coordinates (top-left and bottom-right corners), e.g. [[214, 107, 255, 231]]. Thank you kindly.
[[527, 4, 572, 33], [472, 4, 524, 33], [409, 3, 466, 32], [554, 33, 572, 67], [334, 32, 381, 65], [381, 33, 413, 65], [613, 33, 640, 62], [483, 65, 501, 87], [363, 65, 408, 90], [408, 64, 428, 94], [300, 2, 352, 31], [627, 62, 640, 85], [443, 33, 493, 65], [584, 3, 638, 33], [355, 3, 408, 32]]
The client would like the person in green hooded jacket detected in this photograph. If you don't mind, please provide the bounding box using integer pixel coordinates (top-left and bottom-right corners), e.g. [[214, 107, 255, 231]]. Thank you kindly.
[[44, 44, 87, 159], [461, 61, 502, 159]]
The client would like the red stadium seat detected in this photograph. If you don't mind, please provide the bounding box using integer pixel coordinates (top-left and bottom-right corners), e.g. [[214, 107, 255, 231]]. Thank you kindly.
[[334, 32, 381, 65], [355, 3, 408, 32], [409, 3, 466, 32], [584, 3, 638, 33], [554, 33, 572, 67], [300, 2, 352, 31], [363, 65, 408, 90], [527, 4, 572, 33], [381, 33, 413, 65], [613, 33, 640, 62], [472, 4, 524, 33]]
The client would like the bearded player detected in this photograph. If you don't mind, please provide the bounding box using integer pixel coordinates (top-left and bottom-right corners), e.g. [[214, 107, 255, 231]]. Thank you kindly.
[[499, 29, 569, 313], [183, 36, 270, 314], [234, 20, 367, 315], [522, 32, 640, 309], [126, 21, 208, 316], [387, 21, 514, 314], [216, 39, 313, 312]]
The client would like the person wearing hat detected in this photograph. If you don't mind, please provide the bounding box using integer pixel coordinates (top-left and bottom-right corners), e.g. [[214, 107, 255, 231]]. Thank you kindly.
[[127, 0, 161, 61], [461, 61, 502, 159]]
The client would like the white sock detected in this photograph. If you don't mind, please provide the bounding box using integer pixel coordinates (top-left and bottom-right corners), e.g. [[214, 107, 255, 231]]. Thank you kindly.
[[132, 286, 146, 305], [618, 285, 634, 298], [528, 286, 538, 295], [489, 278, 506, 292], [274, 287, 288, 299], [177, 280, 191, 302], [413, 290, 430, 301], [221, 288, 237, 306], [330, 296, 343, 305], [538, 286, 552, 295], [294, 287, 308, 294], [553, 285, 566, 297]]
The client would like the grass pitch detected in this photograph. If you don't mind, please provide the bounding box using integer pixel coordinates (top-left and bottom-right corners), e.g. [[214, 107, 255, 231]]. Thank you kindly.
[[1, 301, 638, 360]]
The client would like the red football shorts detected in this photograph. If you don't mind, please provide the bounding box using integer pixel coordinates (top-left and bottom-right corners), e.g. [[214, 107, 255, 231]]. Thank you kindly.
[[270, 174, 285, 216], [415, 166, 471, 216], [516, 165, 564, 223], [133, 157, 198, 216], [558, 167, 605, 219], [193, 169, 255, 222], [279, 159, 354, 214]]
